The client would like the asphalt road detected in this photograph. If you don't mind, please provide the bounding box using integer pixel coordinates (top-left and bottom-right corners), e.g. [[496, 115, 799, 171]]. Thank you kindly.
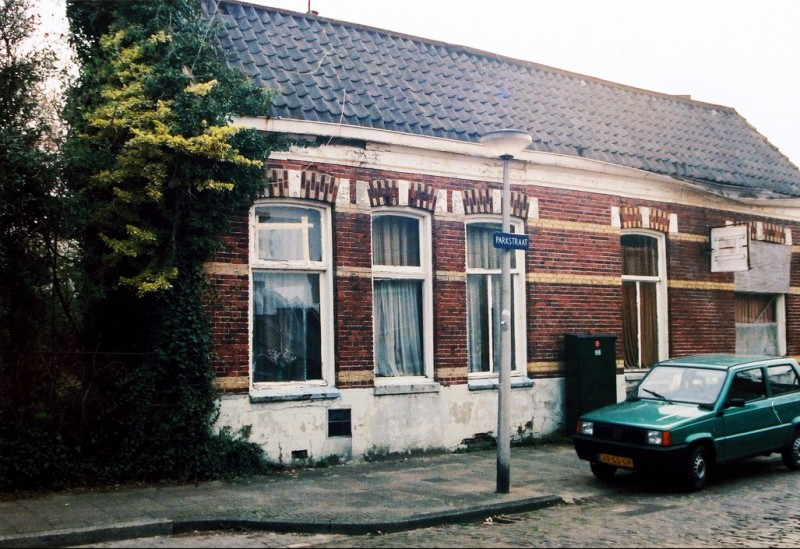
[[77, 453, 800, 548]]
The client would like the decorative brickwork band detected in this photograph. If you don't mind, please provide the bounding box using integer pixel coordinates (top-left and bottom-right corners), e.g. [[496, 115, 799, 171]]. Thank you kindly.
[[259, 169, 338, 204], [260, 168, 289, 198], [649, 207, 671, 233], [750, 221, 787, 244], [510, 191, 529, 219], [463, 188, 493, 214], [368, 179, 400, 206], [368, 180, 437, 211], [463, 188, 529, 218], [620, 206, 642, 229], [620, 206, 672, 233], [408, 182, 437, 211], [301, 171, 338, 203]]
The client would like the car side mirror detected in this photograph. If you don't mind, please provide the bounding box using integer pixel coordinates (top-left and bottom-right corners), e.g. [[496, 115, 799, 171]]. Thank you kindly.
[[726, 397, 746, 408]]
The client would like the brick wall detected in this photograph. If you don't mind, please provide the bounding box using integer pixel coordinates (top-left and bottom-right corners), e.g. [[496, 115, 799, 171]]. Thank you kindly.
[[204, 158, 800, 392], [669, 288, 736, 355]]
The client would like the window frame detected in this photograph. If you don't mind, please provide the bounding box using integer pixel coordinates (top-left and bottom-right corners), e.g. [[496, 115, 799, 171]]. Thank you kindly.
[[465, 216, 527, 379], [371, 208, 434, 383], [767, 364, 800, 396], [728, 367, 767, 403], [621, 229, 669, 369], [249, 200, 335, 388]]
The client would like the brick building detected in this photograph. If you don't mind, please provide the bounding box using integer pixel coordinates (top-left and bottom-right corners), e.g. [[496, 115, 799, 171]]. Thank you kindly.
[[202, 1, 800, 463]]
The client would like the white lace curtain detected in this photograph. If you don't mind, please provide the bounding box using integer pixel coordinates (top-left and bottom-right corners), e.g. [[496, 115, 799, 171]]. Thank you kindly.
[[374, 280, 423, 376], [373, 215, 423, 376]]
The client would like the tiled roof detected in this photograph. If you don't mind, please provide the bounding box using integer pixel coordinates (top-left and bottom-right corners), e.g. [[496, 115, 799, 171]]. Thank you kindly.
[[209, 0, 800, 199]]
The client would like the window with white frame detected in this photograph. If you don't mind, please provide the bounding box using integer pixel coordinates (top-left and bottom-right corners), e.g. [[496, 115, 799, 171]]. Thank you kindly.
[[371, 211, 432, 378], [466, 220, 525, 374], [621, 231, 668, 368], [250, 203, 332, 384]]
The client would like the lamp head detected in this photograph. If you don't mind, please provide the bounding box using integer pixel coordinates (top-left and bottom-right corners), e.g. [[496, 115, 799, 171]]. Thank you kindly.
[[480, 129, 532, 159]]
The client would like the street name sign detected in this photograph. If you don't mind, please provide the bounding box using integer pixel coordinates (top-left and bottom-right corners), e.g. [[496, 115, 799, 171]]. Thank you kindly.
[[493, 232, 529, 250]]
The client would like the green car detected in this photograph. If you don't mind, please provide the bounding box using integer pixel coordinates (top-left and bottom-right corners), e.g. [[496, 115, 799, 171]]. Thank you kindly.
[[572, 354, 800, 491]]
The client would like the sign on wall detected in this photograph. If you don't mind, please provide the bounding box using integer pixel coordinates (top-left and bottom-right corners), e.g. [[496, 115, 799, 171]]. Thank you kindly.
[[493, 232, 529, 250], [710, 224, 749, 272], [735, 240, 791, 293]]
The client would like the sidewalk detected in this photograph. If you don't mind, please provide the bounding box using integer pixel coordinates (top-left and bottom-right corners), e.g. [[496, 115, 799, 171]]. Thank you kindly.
[[0, 443, 610, 548]]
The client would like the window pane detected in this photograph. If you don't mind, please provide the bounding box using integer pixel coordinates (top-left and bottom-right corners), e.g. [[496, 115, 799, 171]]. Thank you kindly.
[[252, 272, 322, 382], [491, 274, 517, 372], [374, 279, 423, 376], [621, 234, 658, 276], [768, 365, 800, 395], [467, 273, 516, 373], [255, 206, 322, 261], [372, 216, 420, 266], [622, 280, 658, 368], [467, 224, 501, 269], [467, 274, 491, 372], [639, 282, 659, 367], [622, 281, 639, 368], [466, 223, 517, 270], [729, 369, 766, 402]]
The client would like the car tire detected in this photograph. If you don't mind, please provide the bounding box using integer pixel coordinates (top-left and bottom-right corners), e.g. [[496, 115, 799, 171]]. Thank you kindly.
[[682, 444, 710, 492], [590, 461, 616, 480], [781, 429, 800, 470]]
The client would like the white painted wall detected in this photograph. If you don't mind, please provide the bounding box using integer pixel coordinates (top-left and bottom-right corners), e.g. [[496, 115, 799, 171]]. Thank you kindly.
[[216, 377, 569, 464]]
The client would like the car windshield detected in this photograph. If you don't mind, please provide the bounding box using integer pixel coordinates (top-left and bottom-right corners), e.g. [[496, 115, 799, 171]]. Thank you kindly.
[[636, 365, 726, 406]]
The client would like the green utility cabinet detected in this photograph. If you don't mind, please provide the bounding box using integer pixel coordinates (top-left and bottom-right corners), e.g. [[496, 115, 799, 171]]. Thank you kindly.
[[564, 333, 617, 433]]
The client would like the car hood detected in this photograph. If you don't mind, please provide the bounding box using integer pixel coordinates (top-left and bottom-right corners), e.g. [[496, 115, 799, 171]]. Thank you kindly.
[[582, 399, 714, 430]]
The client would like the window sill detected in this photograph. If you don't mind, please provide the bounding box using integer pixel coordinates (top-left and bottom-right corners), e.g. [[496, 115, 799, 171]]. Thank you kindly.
[[468, 376, 534, 391], [249, 385, 341, 403], [374, 380, 441, 396]]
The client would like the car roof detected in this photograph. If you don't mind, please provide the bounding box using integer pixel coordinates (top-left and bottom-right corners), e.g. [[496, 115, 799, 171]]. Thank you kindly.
[[657, 353, 795, 371]]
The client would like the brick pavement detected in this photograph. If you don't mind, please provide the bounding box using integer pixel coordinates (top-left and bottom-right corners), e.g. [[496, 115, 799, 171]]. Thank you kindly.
[[0, 443, 618, 547], [5, 443, 797, 548]]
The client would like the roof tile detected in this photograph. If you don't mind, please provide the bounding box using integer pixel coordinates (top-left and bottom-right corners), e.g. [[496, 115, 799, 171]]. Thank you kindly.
[[210, 0, 800, 198]]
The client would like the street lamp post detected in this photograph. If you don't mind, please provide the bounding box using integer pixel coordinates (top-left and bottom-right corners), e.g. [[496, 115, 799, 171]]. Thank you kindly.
[[479, 129, 532, 494]]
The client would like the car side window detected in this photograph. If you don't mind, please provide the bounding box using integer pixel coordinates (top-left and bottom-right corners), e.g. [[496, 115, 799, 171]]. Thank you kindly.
[[728, 368, 766, 403], [767, 364, 800, 396]]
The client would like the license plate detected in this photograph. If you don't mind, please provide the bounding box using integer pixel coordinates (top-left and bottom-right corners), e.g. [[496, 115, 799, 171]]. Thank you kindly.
[[599, 453, 634, 469]]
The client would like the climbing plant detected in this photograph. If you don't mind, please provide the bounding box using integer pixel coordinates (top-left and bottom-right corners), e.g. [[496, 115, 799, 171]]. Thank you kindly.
[[49, 0, 281, 484]]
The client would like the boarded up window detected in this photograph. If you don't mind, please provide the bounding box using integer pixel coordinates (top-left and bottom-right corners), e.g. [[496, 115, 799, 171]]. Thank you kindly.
[[735, 241, 790, 294], [736, 293, 778, 355]]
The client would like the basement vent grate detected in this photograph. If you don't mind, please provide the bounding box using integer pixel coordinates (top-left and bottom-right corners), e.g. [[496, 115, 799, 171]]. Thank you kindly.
[[328, 408, 352, 437]]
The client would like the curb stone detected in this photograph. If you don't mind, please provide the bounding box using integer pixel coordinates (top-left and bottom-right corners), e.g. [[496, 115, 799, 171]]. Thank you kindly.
[[0, 495, 563, 547], [0, 519, 173, 548]]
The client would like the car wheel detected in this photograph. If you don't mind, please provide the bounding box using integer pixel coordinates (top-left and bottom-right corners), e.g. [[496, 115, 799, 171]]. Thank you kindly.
[[590, 461, 616, 480], [682, 444, 710, 491], [781, 429, 800, 470]]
